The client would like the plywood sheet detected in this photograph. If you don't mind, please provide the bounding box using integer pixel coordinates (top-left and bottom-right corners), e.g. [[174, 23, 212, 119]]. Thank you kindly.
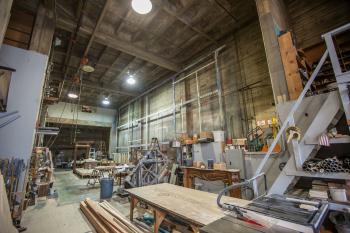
[[126, 183, 250, 226], [0, 174, 17, 233]]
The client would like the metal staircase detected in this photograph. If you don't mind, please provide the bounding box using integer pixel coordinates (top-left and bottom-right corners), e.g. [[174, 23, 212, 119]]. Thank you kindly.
[[253, 23, 350, 197]]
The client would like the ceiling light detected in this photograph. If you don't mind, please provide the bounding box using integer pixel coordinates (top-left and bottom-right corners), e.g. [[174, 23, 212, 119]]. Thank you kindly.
[[68, 93, 78, 99], [131, 0, 152, 14], [81, 65, 95, 73], [102, 97, 110, 105], [126, 76, 136, 85]]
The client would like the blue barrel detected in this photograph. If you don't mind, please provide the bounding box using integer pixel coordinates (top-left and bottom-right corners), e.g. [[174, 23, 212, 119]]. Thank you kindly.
[[100, 178, 113, 199]]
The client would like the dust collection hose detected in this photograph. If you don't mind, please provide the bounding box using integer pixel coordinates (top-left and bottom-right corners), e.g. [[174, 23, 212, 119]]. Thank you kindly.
[[217, 173, 266, 209]]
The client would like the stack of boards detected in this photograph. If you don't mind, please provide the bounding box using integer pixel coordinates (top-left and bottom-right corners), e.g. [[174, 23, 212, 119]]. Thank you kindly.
[[80, 198, 147, 233]]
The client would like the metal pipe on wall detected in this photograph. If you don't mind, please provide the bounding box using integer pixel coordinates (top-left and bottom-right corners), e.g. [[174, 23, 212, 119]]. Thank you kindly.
[[195, 71, 202, 132], [214, 48, 226, 131], [172, 77, 176, 139]]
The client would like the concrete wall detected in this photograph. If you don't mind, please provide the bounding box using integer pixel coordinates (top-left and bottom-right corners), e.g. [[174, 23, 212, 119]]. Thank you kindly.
[[0, 45, 47, 189], [117, 19, 275, 150], [47, 102, 117, 127]]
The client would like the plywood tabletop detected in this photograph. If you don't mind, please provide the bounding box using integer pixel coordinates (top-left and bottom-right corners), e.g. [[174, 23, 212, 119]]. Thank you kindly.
[[126, 183, 251, 226]]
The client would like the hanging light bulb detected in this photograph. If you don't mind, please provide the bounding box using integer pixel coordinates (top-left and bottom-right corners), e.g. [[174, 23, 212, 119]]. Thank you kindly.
[[68, 92, 78, 99], [102, 97, 110, 105], [131, 0, 152, 14], [126, 75, 136, 85]]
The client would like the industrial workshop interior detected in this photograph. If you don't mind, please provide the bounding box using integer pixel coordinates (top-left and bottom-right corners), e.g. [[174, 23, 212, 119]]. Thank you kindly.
[[1, 0, 350, 232]]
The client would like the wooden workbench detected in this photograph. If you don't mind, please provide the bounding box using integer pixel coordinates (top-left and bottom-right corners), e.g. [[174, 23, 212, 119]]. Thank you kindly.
[[126, 183, 250, 233], [182, 167, 241, 198]]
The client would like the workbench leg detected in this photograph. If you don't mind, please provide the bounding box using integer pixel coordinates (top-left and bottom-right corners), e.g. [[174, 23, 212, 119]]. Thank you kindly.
[[153, 209, 166, 233], [190, 225, 200, 233], [183, 168, 189, 188], [129, 197, 139, 221], [228, 173, 241, 198]]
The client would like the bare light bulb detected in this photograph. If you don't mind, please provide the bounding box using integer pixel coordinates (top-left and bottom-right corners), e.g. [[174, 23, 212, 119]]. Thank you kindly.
[[102, 98, 110, 105], [68, 93, 78, 99], [126, 76, 136, 85]]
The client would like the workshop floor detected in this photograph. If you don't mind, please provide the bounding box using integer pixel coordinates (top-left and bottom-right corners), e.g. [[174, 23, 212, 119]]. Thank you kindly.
[[21, 170, 134, 233]]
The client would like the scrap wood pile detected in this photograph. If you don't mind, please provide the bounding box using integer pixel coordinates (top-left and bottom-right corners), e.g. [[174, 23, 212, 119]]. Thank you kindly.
[[80, 198, 148, 233]]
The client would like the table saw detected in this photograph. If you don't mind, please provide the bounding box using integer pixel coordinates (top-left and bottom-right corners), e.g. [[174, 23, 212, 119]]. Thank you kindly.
[[210, 194, 329, 233]]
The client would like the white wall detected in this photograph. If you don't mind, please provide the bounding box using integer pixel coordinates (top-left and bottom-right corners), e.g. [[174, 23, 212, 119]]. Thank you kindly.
[[0, 45, 47, 165], [47, 102, 116, 127]]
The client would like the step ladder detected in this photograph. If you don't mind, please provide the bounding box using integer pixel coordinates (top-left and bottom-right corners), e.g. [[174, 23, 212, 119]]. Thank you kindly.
[[253, 23, 350, 197]]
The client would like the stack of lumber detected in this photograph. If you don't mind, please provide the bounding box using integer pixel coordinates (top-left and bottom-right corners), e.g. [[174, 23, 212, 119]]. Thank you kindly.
[[80, 198, 146, 233]]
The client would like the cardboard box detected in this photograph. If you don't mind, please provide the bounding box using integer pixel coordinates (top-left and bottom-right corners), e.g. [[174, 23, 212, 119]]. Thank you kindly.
[[200, 131, 214, 139], [214, 162, 226, 170]]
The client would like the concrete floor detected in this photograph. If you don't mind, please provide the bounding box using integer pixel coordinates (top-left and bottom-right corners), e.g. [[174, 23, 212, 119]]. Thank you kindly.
[[21, 170, 132, 233]]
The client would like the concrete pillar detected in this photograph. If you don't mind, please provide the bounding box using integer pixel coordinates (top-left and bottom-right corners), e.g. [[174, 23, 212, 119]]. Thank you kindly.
[[0, 0, 13, 47], [256, 0, 290, 104]]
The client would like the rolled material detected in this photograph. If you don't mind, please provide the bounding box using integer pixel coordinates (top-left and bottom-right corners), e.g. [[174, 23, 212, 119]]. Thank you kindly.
[[303, 157, 350, 173]]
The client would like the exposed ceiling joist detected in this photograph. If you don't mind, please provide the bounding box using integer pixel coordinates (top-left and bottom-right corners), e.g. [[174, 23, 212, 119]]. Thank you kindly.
[[56, 17, 181, 72], [158, 1, 218, 44], [111, 57, 138, 84], [83, 0, 110, 57], [98, 51, 122, 82], [53, 76, 139, 97]]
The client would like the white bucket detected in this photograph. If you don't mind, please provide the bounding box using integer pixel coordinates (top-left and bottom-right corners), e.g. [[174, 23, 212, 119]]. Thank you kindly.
[[330, 188, 347, 202]]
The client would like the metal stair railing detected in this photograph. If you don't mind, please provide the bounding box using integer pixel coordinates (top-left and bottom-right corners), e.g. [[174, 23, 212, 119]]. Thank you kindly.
[[252, 22, 350, 197]]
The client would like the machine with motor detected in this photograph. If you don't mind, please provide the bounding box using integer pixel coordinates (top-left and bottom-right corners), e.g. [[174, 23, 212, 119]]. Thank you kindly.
[[213, 174, 329, 233]]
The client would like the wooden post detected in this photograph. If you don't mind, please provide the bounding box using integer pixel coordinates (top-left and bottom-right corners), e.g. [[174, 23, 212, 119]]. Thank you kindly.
[[0, 0, 13, 47], [29, 0, 55, 55], [278, 32, 303, 100], [256, 0, 290, 104]]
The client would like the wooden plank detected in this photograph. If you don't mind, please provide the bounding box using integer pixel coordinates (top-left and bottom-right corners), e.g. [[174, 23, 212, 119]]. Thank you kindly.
[[0, 174, 17, 233], [126, 183, 250, 227], [80, 201, 110, 233], [278, 32, 303, 100], [0, 0, 13, 46]]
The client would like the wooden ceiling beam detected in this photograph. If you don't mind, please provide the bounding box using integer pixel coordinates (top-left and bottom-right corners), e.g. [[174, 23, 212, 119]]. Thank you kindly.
[[52, 75, 139, 97], [62, 0, 86, 80], [82, 0, 110, 57], [111, 57, 139, 84], [158, 1, 218, 45], [57, 16, 181, 72], [98, 51, 122, 82]]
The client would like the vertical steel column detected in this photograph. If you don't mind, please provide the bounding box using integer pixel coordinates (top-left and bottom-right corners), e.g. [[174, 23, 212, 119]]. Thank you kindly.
[[214, 49, 226, 131], [195, 72, 202, 132], [180, 98, 184, 133], [172, 78, 176, 139], [127, 104, 131, 154], [145, 95, 149, 150], [139, 99, 142, 148]]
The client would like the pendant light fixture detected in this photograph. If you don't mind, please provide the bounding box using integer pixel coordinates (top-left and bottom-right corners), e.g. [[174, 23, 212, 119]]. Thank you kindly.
[[131, 0, 152, 14], [102, 97, 110, 105]]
